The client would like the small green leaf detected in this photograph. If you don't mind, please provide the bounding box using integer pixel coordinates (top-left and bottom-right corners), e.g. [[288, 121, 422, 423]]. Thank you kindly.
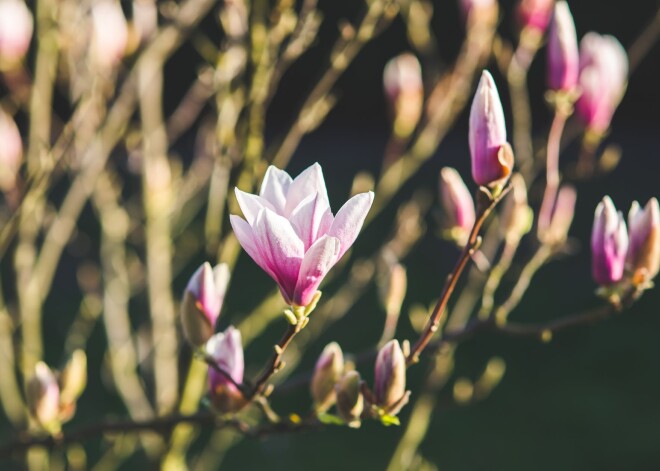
[[317, 412, 345, 426], [380, 414, 400, 427]]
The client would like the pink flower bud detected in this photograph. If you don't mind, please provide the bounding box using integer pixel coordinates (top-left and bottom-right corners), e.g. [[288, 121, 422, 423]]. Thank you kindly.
[[27, 362, 61, 432], [575, 33, 628, 134], [627, 198, 660, 282], [91, 0, 128, 71], [0, 109, 22, 191], [335, 370, 363, 427], [383, 53, 423, 138], [516, 0, 554, 33], [547, 1, 578, 92], [206, 326, 246, 414], [374, 340, 406, 412], [469, 71, 513, 188], [181, 262, 230, 347], [230, 163, 374, 307], [0, 0, 33, 67], [439, 167, 476, 243], [591, 196, 628, 286], [310, 342, 344, 412]]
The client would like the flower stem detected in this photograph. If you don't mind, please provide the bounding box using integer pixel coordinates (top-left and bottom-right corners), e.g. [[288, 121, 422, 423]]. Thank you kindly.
[[538, 109, 569, 235]]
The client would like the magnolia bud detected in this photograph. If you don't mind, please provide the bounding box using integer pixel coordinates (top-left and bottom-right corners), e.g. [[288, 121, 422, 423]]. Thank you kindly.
[[627, 198, 660, 283], [310, 342, 344, 412], [469, 71, 513, 188], [591, 196, 628, 286], [181, 262, 230, 347], [0, 109, 22, 191], [541, 184, 576, 245], [383, 53, 423, 139], [206, 326, 246, 414], [575, 33, 628, 134], [335, 371, 363, 427], [500, 173, 532, 243], [91, 0, 128, 71], [27, 362, 61, 433], [0, 0, 33, 68], [374, 340, 406, 411], [547, 2, 578, 93], [439, 167, 476, 244], [516, 0, 554, 33]]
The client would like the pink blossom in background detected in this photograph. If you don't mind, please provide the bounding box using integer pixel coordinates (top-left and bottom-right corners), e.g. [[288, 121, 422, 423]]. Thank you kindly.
[[0, 0, 32, 66], [576, 33, 628, 134], [547, 1, 578, 92], [469, 71, 513, 188], [230, 163, 374, 307], [591, 196, 628, 286], [206, 326, 246, 413], [516, 0, 554, 33], [439, 167, 475, 239], [0, 109, 22, 191], [627, 198, 660, 279], [91, 0, 128, 70]]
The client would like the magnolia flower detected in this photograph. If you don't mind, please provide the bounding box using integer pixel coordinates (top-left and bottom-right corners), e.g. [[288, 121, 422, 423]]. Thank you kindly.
[[469, 71, 513, 188], [547, 1, 578, 92], [230, 163, 374, 307], [181, 262, 230, 347], [383, 53, 423, 138], [516, 0, 554, 33], [207, 326, 246, 414], [310, 342, 344, 412], [0, 109, 22, 191], [591, 196, 628, 286], [91, 0, 128, 71], [627, 198, 660, 282], [439, 167, 476, 243], [0, 0, 33, 67], [575, 33, 628, 134], [27, 362, 61, 432], [374, 340, 408, 415]]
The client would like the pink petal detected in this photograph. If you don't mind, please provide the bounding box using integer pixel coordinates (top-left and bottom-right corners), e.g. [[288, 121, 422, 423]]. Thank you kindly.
[[235, 188, 276, 225], [293, 235, 340, 306], [259, 166, 292, 214], [253, 209, 304, 302], [230, 214, 277, 281], [284, 163, 329, 216], [290, 192, 334, 250], [327, 191, 374, 260]]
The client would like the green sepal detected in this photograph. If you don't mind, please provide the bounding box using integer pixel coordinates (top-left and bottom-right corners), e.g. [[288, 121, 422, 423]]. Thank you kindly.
[[317, 412, 345, 426], [380, 414, 400, 427]]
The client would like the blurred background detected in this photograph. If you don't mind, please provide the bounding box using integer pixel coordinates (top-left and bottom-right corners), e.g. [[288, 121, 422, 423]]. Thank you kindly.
[[2, 0, 660, 469]]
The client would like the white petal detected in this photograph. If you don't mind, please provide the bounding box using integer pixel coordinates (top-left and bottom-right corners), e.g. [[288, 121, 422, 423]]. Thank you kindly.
[[290, 192, 333, 250], [327, 191, 374, 260], [260, 166, 292, 214], [293, 235, 340, 306], [284, 163, 329, 216], [235, 188, 276, 225], [230, 214, 277, 280]]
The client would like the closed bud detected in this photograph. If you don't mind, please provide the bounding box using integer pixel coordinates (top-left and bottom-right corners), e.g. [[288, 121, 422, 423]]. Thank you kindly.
[[59, 350, 87, 406], [627, 198, 660, 283], [181, 262, 230, 347], [469, 71, 513, 188], [516, 0, 554, 33], [374, 340, 407, 412], [383, 53, 423, 139], [591, 196, 628, 286], [310, 342, 344, 412], [538, 184, 576, 245], [0, 109, 22, 191], [0, 0, 32, 68], [439, 168, 476, 244], [206, 326, 246, 414], [27, 362, 61, 433], [91, 0, 128, 71], [547, 2, 578, 93], [576, 33, 628, 134], [335, 371, 363, 427], [500, 173, 532, 243]]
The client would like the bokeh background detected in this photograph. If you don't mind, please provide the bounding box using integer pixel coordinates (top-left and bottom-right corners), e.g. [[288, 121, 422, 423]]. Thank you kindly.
[[4, 0, 660, 469]]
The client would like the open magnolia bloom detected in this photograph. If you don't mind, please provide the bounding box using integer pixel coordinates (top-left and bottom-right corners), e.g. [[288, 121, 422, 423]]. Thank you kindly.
[[230, 163, 374, 308]]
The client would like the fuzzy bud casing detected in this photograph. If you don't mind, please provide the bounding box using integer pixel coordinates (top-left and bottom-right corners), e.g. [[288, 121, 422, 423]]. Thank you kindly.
[[310, 342, 344, 412], [27, 362, 61, 433], [335, 371, 364, 427], [374, 340, 406, 410]]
